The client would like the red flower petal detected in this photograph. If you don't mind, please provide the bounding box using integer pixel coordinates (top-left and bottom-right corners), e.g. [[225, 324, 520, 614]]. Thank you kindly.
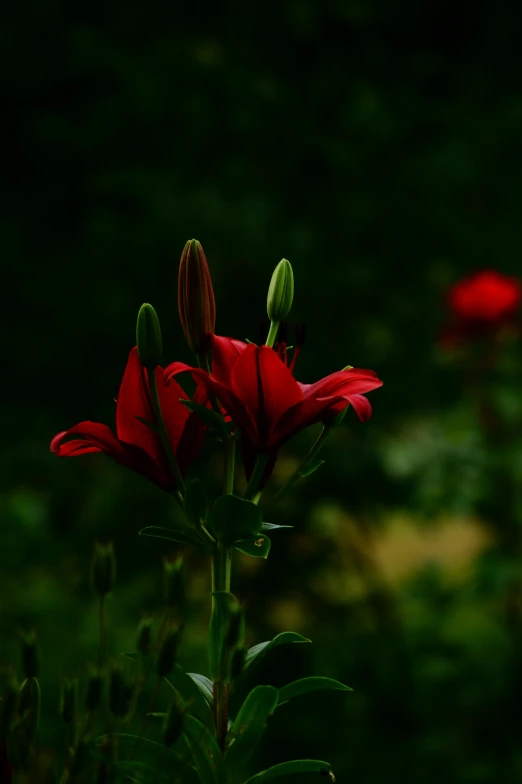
[[300, 368, 382, 399], [274, 396, 343, 447], [231, 345, 302, 447], [115, 348, 161, 459], [347, 393, 373, 422], [211, 335, 249, 385]]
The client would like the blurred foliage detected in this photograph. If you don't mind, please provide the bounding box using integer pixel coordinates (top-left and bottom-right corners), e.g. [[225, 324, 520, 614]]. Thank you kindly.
[[3, 0, 522, 781]]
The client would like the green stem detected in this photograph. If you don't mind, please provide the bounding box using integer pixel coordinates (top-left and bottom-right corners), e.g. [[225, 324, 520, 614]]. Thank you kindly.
[[265, 320, 280, 348], [211, 543, 232, 751], [224, 434, 236, 495], [147, 368, 186, 497], [244, 453, 269, 500], [269, 424, 332, 508], [197, 352, 223, 418]]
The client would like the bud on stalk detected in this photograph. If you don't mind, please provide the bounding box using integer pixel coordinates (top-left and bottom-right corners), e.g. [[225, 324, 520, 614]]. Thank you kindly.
[[136, 618, 154, 655], [21, 631, 39, 680], [163, 693, 185, 747], [157, 625, 180, 678], [267, 259, 294, 323], [163, 557, 185, 615], [178, 239, 216, 354], [136, 303, 163, 369], [60, 678, 78, 725], [86, 667, 104, 713], [92, 542, 116, 597]]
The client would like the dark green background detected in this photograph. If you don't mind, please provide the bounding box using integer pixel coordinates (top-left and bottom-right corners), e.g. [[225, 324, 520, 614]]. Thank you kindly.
[[3, 1, 522, 781]]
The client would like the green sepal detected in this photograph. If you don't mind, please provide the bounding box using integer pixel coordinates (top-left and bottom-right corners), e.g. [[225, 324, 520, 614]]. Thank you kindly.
[[261, 522, 293, 530], [209, 591, 235, 680], [135, 416, 160, 433], [183, 714, 226, 784], [179, 399, 229, 439], [298, 459, 325, 478], [225, 685, 279, 778], [234, 534, 271, 559], [188, 673, 213, 705], [243, 760, 334, 784], [208, 494, 263, 543], [184, 479, 208, 527], [139, 526, 210, 552], [277, 676, 352, 705], [245, 632, 311, 670]]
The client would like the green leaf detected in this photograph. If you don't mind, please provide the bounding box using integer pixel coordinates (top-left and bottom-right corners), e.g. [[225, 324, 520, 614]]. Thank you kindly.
[[260, 522, 293, 530], [298, 460, 325, 478], [245, 632, 310, 671], [209, 591, 235, 680], [277, 677, 352, 705], [95, 733, 182, 766], [139, 526, 208, 551], [180, 399, 229, 439], [165, 665, 215, 730], [225, 685, 279, 778], [183, 714, 226, 784], [208, 495, 263, 542], [188, 673, 213, 705], [243, 760, 334, 784], [184, 479, 208, 527], [234, 534, 271, 558]]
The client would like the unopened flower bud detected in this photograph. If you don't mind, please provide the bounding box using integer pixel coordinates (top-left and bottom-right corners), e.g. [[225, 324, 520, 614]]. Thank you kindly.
[[163, 693, 185, 747], [136, 303, 163, 369], [163, 557, 185, 613], [267, 259, 294, 323], [21, 631, 39, 679], [92, 542, 116, 597], [136, 618, 154, 655], [157, 626, 180, 678], [109, 665, 134, 720], [230, 646, 246, 681], [60, 678, 78, 725], [86, 667, 104, 713], [178, 239, 216, 354]]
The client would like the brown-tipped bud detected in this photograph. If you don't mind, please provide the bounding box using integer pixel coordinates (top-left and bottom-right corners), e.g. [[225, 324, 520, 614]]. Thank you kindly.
[[92, 542, 116, 597], [96, 735, 118, 784], [60, 678, 78, 725], [225, 602, 244, 651], [136, 618, 154, 655], [108, 665, 134, 721], [230, 646, 246, 681], [163, 557, 185, 613], [178, 239, 216, 354], [156, 626, 180, 678], [86, 667, 104, 713], [21, 631, 39, 679], [0, 669, 20, 732], [163, 693, 185, 748]]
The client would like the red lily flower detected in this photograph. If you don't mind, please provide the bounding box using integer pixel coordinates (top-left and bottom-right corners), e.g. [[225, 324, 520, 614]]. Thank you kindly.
[[165, 334, 382, 479], [51, 347, 206, 493]]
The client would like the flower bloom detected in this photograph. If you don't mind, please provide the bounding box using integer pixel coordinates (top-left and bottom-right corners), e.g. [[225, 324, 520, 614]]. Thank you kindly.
[[51, 348, 206, 492], [165, 335, 382, 479]]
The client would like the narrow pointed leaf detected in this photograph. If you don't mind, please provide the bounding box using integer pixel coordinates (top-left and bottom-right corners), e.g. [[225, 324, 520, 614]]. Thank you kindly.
[[188, 673, 213, 705], [245, 632, 311, 670], [208, 494, 263, 541], [243, 760, 333, 784], [139, 526, 208, 550], [278, 677, 352, 705], [298, 460, 325, 478], [235, 534, 271, 558], [261, 522, 293, 530], [165, 665, 215, 730], [225, 686, 279, 778], [183, 714, 226, 784], [180, 399, 229, 438]]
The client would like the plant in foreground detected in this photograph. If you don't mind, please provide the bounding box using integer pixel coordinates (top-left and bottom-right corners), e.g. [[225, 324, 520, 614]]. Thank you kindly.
[[2, 241, 382, 783]]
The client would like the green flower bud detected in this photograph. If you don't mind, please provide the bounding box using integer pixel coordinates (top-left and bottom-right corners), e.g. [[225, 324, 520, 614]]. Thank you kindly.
[[178, 239, 216, 354], [108, 664, 134, 720], [156, 626, 180, 678], [92, 542, 116, 597], [163, 693, 185, 748], [136, 303, 163, 369], [21, 631, 39, 679], [136, 618, 154, 655], [86, 667, 104, 713], [60, 678, 78, 725], [267, 258, 294, 322], [163, 557, 185, 613]]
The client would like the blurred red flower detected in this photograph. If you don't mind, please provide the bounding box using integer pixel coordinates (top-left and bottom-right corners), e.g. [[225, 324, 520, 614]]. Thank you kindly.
[[442, 270, 521, 345], [51, 347, 206, 493]]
